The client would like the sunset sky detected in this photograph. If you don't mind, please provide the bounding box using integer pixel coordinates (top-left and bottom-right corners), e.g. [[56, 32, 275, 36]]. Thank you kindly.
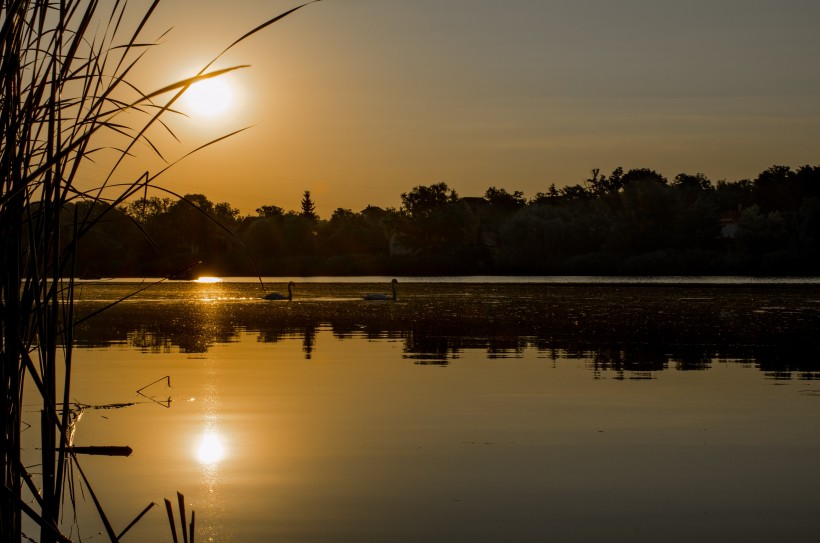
[[108, 0, 820, 217]]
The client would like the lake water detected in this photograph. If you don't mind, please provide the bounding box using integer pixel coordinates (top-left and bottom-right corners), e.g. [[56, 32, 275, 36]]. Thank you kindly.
[[27, 278, 820, 542]]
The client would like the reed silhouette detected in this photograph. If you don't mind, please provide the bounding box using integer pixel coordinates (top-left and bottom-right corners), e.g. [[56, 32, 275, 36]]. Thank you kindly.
[[0, 1, 319, 541]]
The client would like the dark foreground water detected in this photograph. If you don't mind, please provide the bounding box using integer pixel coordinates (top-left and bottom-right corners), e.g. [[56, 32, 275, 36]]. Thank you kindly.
[[24, 278, 820, 542]]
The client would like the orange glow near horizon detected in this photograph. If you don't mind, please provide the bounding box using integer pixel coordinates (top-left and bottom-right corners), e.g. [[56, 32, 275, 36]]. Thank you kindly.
[[196, 276, 223, 284], [105, 1, 820, 220]]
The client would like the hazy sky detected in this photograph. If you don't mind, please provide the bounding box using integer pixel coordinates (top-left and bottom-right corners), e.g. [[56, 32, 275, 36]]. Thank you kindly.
[[105, 0, 820, 216]]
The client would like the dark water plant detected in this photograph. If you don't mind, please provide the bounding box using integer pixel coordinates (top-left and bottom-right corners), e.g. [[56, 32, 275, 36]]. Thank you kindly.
[[0, 1, 317, 541]]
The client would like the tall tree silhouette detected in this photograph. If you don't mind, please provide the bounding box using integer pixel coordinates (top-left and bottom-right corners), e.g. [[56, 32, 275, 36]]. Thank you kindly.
[[301, 190, 318, 222]]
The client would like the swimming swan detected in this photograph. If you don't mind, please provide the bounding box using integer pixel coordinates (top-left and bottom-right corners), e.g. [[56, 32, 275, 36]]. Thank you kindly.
[[363, 278, 398, 301], [263, 281, 295, 301]]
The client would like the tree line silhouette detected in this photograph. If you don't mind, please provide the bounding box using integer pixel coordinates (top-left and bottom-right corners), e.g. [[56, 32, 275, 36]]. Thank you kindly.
[[71, 164, 820, 277]]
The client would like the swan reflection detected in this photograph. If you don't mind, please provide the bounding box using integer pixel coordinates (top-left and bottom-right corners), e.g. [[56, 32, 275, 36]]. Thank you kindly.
[[196, 431, 226, 465]]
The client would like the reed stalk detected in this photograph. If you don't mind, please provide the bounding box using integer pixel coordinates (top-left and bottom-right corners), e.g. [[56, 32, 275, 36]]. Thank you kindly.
[[1, 1, 318, 541]]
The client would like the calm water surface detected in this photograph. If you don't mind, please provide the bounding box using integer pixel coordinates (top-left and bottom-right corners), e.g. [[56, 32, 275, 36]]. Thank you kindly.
[[27, 278, 820, 542]]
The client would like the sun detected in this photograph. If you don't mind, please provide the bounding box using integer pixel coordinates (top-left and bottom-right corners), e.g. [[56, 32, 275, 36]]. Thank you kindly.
[[182, 77, 234, 118]]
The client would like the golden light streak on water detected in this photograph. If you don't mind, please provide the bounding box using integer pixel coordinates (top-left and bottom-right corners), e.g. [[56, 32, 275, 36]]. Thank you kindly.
[[196, 276, 223, 284]]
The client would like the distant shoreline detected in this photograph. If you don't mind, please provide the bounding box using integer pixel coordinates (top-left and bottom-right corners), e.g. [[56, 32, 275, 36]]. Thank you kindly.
[[73, 275, 820, 286]]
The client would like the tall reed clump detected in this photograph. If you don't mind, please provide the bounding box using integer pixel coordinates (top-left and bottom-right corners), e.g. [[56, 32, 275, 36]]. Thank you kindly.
[[1, 1, 317, 541]]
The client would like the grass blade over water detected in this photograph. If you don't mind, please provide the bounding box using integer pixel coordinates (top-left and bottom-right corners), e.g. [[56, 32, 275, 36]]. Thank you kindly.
[[1, 1, 321, 541]]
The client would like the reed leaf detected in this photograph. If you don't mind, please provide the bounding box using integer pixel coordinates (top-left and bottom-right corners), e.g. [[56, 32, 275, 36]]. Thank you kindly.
[[1, 485, 73, 543], [69, 454, 118, 543], [164, 499, 179, 543], [2, 1, 321, 540], [116, 502, 157, 541], [177, 492, 188, 543]]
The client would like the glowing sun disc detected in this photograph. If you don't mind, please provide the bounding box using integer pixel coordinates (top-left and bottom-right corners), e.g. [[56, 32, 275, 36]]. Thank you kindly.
[[183, 78, 233, 118]]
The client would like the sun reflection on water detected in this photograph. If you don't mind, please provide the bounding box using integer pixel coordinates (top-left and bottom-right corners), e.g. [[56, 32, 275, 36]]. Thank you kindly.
[[193, 277, 229, 302], [193, 365, 228, 542], [196, 276, 223, 284], [196, 430, 227, 465]]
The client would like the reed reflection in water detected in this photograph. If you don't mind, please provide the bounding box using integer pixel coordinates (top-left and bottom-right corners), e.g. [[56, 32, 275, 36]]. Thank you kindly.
[[50, 281, 820, 542]]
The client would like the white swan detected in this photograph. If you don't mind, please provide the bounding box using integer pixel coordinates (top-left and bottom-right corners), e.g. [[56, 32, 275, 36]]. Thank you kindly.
[[363, 278, 398, 301], [263, 281, 295, 301]]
